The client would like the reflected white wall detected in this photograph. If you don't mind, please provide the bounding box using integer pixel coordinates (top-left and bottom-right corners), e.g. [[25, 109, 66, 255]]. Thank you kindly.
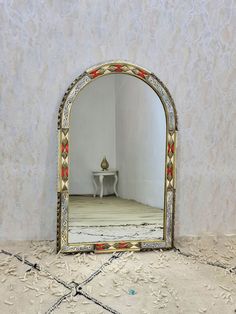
[[70, 76, 116, 195], [70, 75, 166, 208], [115, 75, 166, 208]]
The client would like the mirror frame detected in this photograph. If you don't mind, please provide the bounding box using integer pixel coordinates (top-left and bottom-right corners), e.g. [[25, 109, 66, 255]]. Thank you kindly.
[[57, 60, 178, 253]]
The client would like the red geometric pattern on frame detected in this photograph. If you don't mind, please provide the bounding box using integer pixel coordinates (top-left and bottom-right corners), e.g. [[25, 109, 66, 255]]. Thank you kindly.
[[62, 142, 69, 154], [114, 242, 131, 249], [137, 69, 148, 78], [61, 139, 69, 182], [88, 63, 148, 80], [95, 243, 109, 251], [95, 242, 132, 251], [168, 142, 174, 154], [90, 69, 102, 79], [167, 162, 173, 181], [61, 166, 68, 179], [113, 64, 123, 72]]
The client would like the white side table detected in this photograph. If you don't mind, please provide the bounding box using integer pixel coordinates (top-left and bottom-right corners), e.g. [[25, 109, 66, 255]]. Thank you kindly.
[[92, 170, 118, 198]]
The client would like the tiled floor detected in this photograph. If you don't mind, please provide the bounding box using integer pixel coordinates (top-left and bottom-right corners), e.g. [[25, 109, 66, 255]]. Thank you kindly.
[[0, 241, 235, 314]]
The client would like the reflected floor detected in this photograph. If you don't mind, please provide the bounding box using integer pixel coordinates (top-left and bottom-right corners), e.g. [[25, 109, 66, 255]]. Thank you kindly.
[[68, 196, 163, 243]]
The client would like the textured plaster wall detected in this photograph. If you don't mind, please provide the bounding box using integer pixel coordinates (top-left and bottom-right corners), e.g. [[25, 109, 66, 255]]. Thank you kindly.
[[0, 0, 235, 240]]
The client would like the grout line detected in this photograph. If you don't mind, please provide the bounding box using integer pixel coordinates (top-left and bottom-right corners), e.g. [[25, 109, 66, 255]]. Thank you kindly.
[[45, 291, 72, 314], [173, 247, 236, 273], [0, 248, 124, 314], [78, 252, 124, 287], [1, 249, 41, 271]]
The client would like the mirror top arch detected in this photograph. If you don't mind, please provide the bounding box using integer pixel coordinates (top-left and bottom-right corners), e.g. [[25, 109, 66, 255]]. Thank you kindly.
[[58, 60, 178, 131]]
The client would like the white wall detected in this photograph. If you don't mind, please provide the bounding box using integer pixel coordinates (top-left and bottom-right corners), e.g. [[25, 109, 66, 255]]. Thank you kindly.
[[1, 1, 235, 240], [70, 76, 116, 195], [115, 75, 166, 208]]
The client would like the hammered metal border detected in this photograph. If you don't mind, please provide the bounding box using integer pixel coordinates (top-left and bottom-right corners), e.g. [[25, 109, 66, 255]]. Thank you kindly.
[[57, 60, 177, 253]]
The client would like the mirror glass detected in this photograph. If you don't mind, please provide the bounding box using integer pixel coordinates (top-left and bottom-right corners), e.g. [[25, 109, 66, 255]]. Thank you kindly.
[[68, 74, 166, 244]]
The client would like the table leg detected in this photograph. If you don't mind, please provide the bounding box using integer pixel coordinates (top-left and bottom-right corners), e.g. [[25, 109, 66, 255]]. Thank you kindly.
[[114, 174, 118, 197], [92, 176, 98, 197], [99, 175, 104, 198]]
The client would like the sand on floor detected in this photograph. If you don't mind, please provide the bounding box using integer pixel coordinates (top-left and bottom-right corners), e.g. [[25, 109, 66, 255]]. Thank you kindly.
[[0, 238, 236, 314]]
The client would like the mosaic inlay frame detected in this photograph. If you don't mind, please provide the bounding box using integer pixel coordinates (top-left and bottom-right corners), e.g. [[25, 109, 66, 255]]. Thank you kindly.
[[57, 60, 178, 253]]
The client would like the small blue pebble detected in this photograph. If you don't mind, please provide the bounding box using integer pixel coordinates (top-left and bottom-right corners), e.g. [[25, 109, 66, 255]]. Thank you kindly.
[[128, 289, 137, 295]]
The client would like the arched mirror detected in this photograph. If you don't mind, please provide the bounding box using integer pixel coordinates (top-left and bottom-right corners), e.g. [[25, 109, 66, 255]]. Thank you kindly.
[[57, 61, 177, 253]]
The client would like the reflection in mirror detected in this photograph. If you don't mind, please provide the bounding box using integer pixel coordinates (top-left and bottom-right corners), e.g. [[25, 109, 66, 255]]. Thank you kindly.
[[68, 74, 166, 244]]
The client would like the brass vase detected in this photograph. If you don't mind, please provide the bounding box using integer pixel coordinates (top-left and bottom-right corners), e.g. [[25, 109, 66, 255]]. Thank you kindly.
[[101, 156, 109, 171]]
